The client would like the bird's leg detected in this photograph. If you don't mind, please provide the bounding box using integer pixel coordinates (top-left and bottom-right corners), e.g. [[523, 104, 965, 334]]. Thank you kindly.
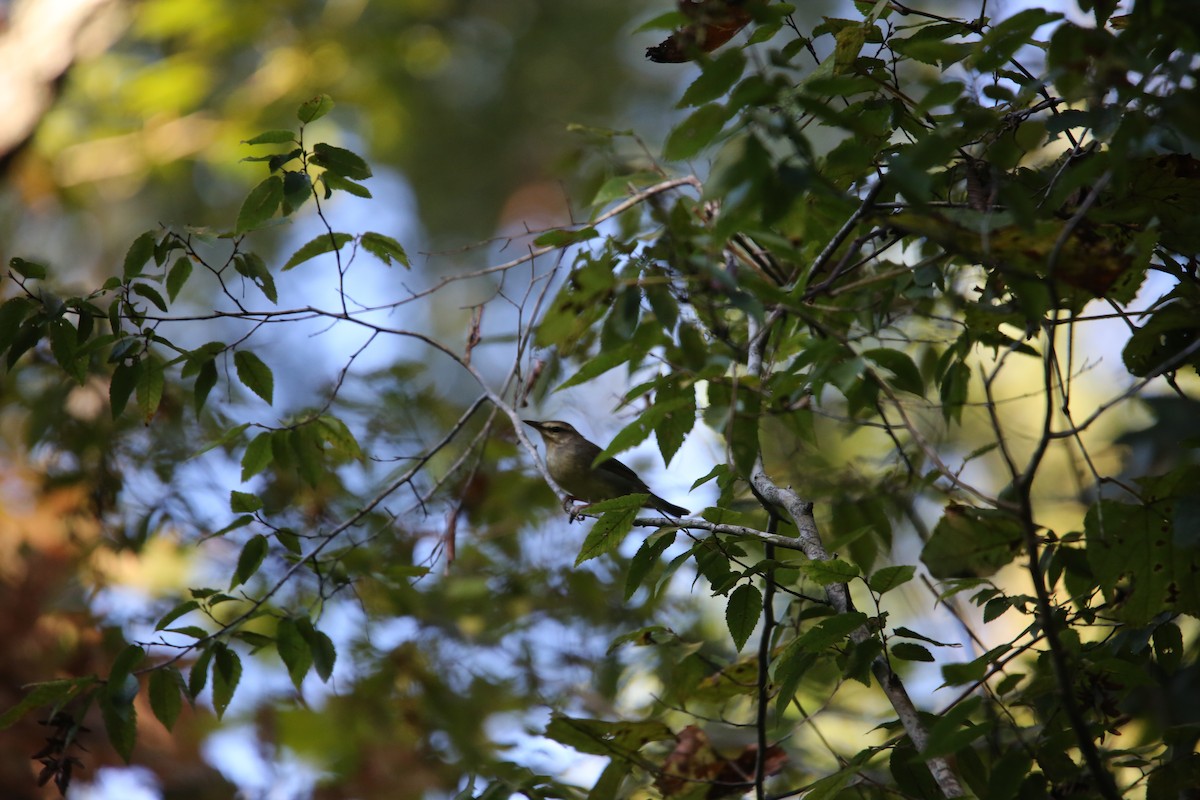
[[562, 495, 585, 522]]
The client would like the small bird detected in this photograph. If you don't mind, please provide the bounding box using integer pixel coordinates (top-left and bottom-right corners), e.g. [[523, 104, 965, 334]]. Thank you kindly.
[[524, 419, 689, 517]]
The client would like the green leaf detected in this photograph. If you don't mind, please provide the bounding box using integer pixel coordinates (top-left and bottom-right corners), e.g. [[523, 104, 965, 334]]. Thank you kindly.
[[132, 282, 169, 312], [544, 715, 674, 757], [241, 431, 275, 480], [864, 349, 924, 396], [281, 232, 353, 270], [1086, 497, 1200, 624], [276, 617, 313, 690], [48, 318, 82, 383], [792, 612, 868, 653], [833, 22, 868, 74], [678, 49, 746, 107], [0, 678, 95, 731], [625, 530, 677, 601], [311, 142, 372, 181], [194, 359, 218, 412], [243, 129, 297, 145], [123, 231, 158, 279], [231, 534, 268, 588], [575, 495, 644, 565], [230, 490, 263, 513], [111, 357, 141, 419], [148, 667, 185, 731], [187, 645, 213, 699], [166, 256, 193, 302], [154, 599, 200, 631], [799, 558, 860, 585], [921, 506, 1024, 579], [281, 170, 313, 213], [939, 360, 971, 423], [9, 256, 47, 279], [868, 565, 916, 594], [297, 94, 333, 123], [297, 619, 337, 681], [533, 227, 600, 248], [317, 415, 364, 460], [360, 232, 410, 267], [99, 688, 138, 763], [891, 642, 935, 662], [320, 171, 372, 198], [663, 103, 730, 162], [235, 176, 283, 235], [136, 357, 165, 423], [0, 296, 34, 356], [725, 583, 762, 651], [211, 644, 242, 719], [291, 424, 324, 487], [234, 350, 274, 404]]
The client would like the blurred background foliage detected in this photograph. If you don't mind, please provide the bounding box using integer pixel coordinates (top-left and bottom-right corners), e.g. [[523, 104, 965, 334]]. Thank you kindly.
[[0, 0, 691, 796], [2, 0, 1198, 798]]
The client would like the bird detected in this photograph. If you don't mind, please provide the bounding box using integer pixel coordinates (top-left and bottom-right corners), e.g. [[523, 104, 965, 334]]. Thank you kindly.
[[523, 419, 689, 517]]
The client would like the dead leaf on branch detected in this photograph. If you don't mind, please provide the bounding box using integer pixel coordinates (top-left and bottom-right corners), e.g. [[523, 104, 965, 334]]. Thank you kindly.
[[647, 0, 754, 63], [655, 725, 788, 799]]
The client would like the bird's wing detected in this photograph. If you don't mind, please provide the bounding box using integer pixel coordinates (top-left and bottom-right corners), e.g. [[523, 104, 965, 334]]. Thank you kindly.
[[599, 456, 651, 492]]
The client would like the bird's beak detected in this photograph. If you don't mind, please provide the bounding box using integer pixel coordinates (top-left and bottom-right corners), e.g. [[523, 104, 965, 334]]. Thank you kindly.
[[522, 419, 541, 430]]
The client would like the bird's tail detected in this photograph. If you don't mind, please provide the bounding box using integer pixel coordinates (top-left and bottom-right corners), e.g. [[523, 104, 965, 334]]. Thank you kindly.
[[650, 494, 689, 517]]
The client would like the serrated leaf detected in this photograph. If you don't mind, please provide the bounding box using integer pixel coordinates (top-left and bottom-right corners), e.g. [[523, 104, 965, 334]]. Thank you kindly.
[[320, 171, 372, 198], [868, 565, 916, 594], [891, 642, 935, 662], [0, 678, 95, 731], [230, 490, 262, 513], [154, 599, 200, 631], [317, 415, 363, 460], [663, 103, 730, 161], [188, 645, 213, 699], [725, 583, 762, 651], [9, 256, 47, 279], [0, 296, 34, 356], [625, 530, 677, 601], [544, 715, 674, 757], [311, 142, 371, 181], [922, 506, 1023, 579], [678, 49, 746, 107], [211, 644, 242, 719], [533, 227, 600, 248], [800, 558, 860, 585], [99, 689, 138, 763], [194, 359, 217, 412], [110, 362, 138, 419], [360, 231, 410, 267], [864, 349, 924, 396], [575, 496, 644, 565], [276, 617, 312, 690], [233, 350, 273, 404], [297, 94, 333, 123], [241, 431, 275, 480], [136, 357, 164, 423], [231, 534, 268, 588], [123, 231, 157, 279], [281, 232, 353, 271], [281, 170, 313, 213], [296, 619, 336, 681], [291, 424, 323, 487], [148, 668, 184, 731], [243, 129, 296, 145], [132, 282, 168, 312], [166, 256, 193, 301], [235, 176, 283, 235]]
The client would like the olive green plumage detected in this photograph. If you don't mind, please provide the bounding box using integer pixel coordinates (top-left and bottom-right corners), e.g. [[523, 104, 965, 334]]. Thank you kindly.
[[524, 419, 689, 517]]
